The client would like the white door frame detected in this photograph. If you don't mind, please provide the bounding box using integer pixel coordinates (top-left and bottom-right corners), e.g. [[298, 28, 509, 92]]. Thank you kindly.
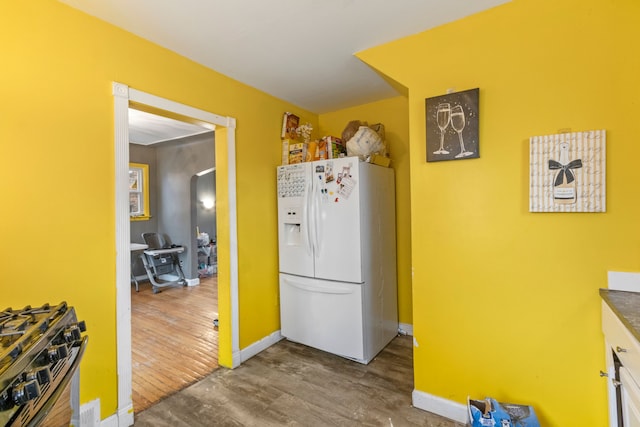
[[112, 82, 239, 426]]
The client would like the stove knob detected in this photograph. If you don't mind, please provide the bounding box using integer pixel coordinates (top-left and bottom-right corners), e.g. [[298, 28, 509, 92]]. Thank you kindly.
[[0, 391, 14, 411], [48, 344, 68, 363], [63, 322, 86, 344], [8, 343, 22, 361], [12, 380, 40, 405], [26, 367, 51, 386]]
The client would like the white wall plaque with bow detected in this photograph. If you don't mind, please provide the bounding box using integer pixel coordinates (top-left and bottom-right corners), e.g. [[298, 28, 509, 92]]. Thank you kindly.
[[529, 130, 606, 212]]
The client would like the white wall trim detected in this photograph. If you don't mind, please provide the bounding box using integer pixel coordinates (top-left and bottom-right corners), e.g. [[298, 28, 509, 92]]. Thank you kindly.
[[99, 413, 120, 427], [112, 82, 133, 427], [113, 82, 239, 425], [240, 330, 283, 363], [225, 117, 240, 368], [398, 322, 413, 336], [186, 278, 200, 287], [411, 389, 468, 424]]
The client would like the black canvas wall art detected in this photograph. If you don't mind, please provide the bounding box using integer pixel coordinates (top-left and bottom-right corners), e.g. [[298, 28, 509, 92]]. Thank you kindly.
[[425, 88, 479, 162]]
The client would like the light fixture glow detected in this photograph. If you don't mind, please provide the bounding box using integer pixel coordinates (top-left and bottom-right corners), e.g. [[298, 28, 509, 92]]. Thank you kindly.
[[202, 198, 215, 209]]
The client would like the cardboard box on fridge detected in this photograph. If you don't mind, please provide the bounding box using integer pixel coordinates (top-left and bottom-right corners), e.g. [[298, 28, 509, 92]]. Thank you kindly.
[[316, 140, 328, 160], [322, 136, 346, 159], [281, 112, 299, 140], [281, 139, 290, 165], [288, 142, 307, 164], [282, 139, 308, 165], [305, 141, 318, 162]]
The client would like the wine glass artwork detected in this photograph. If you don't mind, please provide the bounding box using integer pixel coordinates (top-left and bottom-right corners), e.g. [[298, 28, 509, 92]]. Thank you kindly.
[[451, 105, 473, 158], [434, 103, 451, 155], [425, 88, 479, 162]]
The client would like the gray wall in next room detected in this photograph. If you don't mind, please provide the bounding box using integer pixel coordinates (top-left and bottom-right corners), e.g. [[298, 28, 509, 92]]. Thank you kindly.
[[129, 132, 215, 281], [196, 170, 216, 243], [156, 133, 215, 279]]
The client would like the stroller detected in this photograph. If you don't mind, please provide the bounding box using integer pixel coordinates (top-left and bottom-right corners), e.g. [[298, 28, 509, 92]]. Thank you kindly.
[[140, 232, 187, 293]]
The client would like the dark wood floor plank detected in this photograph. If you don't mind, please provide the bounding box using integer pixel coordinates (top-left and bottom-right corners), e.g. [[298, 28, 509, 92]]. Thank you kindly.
[[134, 336, 466, 427]]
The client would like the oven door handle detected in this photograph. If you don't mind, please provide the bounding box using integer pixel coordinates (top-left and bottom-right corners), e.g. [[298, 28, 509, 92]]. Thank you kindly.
[[27, 336, 89, 427]]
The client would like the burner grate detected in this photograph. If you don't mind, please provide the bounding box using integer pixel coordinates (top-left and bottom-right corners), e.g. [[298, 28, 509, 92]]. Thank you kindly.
[[0, 302, 86, 427]]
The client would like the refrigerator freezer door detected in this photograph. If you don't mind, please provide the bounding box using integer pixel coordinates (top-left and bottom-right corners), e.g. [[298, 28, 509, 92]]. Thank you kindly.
[[277, 163, 314, 277], [280, 273, 364, 361], [311, 158, 363, 283]]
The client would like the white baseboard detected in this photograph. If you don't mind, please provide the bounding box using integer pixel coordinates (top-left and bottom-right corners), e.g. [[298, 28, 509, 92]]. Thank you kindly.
[[398, 322, 413, 336], [240, 330, 283, 363], [117, 403, 134, 427], [232, 349, 242, 368], [412, 389, 468, 424], [99, 413, 118, 427], [186, 278, 200, 286], [91, 404, 133, 427]]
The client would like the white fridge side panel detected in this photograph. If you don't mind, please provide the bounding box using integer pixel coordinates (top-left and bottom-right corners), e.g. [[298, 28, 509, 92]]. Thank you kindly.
[[277, 163, 314, 277], [359, 163, 398, 360], [311, 157, 363, 283], [279, 273, 364, 361]]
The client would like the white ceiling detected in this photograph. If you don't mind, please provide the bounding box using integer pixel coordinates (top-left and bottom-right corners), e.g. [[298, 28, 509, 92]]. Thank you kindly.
[[128, 109, 214, 145], [59, 0, 510, 115]]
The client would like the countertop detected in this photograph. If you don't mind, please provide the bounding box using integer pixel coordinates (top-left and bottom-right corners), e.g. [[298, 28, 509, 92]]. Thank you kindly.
[[600, 288, 640, 343]]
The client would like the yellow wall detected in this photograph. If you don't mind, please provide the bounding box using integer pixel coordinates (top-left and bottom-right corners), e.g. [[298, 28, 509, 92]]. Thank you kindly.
[[358, 0, 640, 425], [0, 0, 312, 418], [319, 97, 412, 325], [11, 0, 636, 424]]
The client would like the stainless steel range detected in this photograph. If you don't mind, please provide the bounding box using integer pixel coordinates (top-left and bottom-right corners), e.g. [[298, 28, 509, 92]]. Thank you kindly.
[[0, 303, 88, 427]]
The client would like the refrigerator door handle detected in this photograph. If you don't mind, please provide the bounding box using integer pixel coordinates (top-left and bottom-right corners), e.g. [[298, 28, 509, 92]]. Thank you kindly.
[[283, 277, 355, 295], [303, 177, 313, 256], [312, 175, 322, 257], [309, 173, 318, 255], [309, 174, 318, 254]]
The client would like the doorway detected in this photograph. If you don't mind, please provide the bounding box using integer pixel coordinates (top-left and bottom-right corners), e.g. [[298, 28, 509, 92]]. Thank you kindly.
[[128, 108, 217, 411], [113, 82, 239, 425]]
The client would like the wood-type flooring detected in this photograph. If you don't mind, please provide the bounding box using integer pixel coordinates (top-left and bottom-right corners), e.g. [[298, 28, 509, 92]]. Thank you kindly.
[[133, 335, 465, 427], [131, 275, 218, 413]]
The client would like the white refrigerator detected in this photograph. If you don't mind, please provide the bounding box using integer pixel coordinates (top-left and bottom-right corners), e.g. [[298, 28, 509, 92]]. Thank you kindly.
[[277, 156, 397, 364]]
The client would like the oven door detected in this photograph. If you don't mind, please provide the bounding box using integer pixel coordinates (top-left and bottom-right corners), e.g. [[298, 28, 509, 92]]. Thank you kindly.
[[25, 336, 88, 427]]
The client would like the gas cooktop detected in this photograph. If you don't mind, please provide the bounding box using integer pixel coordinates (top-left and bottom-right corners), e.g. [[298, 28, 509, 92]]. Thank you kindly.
[[0, 302, 87, 427]]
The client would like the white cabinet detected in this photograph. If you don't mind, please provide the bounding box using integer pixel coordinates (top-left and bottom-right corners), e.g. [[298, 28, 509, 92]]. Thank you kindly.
[[620, 367, 640, 426], [602, 301, 640, 427]]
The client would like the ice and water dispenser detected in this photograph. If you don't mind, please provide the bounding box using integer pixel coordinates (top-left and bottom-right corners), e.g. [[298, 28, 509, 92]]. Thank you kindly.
[[277, 163, 308, 247], [282, 207, 303, 246]]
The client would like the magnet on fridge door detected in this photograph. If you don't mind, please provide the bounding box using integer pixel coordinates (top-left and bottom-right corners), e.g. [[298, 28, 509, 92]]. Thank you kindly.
[[325, 162, 334, 182]]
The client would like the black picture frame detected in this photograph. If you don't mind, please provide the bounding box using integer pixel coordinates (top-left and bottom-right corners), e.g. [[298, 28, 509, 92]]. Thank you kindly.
[[425, 88, 479, 162]]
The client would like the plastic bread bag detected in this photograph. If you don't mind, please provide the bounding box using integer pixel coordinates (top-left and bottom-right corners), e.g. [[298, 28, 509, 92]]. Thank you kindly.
[[345, 126, 386, 160]]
